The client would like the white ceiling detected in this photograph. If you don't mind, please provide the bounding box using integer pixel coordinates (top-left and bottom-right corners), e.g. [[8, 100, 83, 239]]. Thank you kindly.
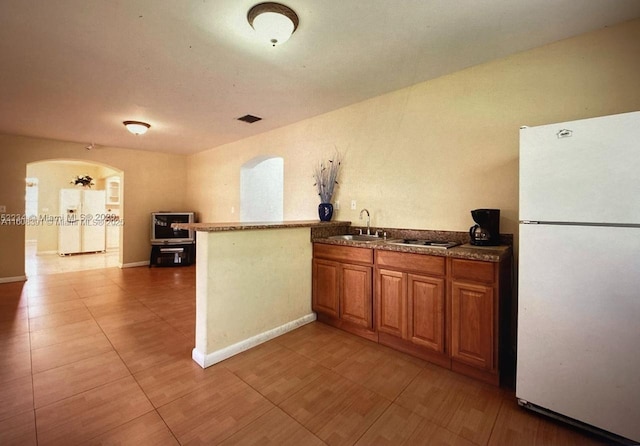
[[1, 1, 639, 155]]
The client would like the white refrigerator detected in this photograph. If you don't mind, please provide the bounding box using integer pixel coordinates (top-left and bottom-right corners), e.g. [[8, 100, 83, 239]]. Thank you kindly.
[[58, 188, 106, 255], [517, 111, 640, 443]]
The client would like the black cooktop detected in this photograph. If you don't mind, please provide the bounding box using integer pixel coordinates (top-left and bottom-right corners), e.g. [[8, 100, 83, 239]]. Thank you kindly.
[[390, 239, 460, 249]]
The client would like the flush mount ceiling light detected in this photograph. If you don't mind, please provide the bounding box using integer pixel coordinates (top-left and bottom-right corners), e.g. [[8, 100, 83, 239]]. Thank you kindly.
[[123, 120, 151, 135], [247, 2, 299, 47]]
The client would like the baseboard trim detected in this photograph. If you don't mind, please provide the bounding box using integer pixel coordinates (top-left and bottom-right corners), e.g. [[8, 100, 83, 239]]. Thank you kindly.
[[0, 275, 27, 284], [121, 261, 149, 268], [192, 312, 317, 368]]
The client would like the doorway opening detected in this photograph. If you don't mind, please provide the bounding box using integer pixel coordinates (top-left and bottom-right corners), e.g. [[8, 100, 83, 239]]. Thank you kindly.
[[25, 160, 123, 276]]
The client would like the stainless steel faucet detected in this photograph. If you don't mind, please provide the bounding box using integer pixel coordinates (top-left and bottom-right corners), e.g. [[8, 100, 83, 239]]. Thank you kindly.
[[359, 208, 371, 235]]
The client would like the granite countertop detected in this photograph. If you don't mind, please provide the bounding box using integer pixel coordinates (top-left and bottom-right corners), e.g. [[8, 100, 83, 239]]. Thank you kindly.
[[174, 219, 511, 262], [313, 237, 511, 262], [174, 220, 350, 232]]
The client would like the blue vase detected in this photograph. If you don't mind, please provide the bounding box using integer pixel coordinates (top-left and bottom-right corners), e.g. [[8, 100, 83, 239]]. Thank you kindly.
[[318, 203, 333, 221]]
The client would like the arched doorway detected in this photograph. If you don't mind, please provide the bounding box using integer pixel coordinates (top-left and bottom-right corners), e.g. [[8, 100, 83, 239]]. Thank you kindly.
[[25, 159, 123, 275]]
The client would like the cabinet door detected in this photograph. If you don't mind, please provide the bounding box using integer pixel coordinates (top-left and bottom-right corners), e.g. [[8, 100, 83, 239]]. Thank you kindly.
[[375, 268, 407, 338], [106, 176, 120, 205], [340, 264, 373, 329], [450, 281, 494, 370], [312, 259, 340, 318], [407, 274, 445, 353]]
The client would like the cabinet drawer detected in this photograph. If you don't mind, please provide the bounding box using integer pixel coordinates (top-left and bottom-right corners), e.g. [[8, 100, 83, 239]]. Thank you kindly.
[[376, 250, 445, 276], [313, 243, 373, 264], [450, 259, 495, 284]]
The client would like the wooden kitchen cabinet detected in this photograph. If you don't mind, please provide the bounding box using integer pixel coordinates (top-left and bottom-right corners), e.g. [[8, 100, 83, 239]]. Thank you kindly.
[[408, 273, 445, 353], [312, 241, 511, 386], [340, 263, 372, 328], [105, 176, 120, 205], [449, 257, 509, 386], [376, 268, 406, 338], [450, 280, 493, 369], [312, 259, 340, 318], [312, 244, 375, 341], [375, 250, 448, 367]]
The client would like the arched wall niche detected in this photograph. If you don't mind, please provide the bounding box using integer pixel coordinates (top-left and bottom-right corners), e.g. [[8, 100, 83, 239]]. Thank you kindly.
[[240, 156, 284, 222]]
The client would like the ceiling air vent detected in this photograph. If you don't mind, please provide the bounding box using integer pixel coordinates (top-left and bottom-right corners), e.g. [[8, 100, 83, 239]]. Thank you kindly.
[[237, 114, 262, 124]]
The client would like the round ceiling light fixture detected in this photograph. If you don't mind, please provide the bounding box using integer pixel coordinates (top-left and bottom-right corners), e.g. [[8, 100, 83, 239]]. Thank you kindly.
[[123, 120, 151, 135], [247, 2, 299, 47]]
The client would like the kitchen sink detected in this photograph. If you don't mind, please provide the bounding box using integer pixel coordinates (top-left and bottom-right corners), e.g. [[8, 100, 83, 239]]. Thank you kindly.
[[327, 234, 384, 242]]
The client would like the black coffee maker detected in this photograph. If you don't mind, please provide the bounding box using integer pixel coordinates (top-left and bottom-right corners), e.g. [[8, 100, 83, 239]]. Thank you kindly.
[[469, 209, 500, 246]]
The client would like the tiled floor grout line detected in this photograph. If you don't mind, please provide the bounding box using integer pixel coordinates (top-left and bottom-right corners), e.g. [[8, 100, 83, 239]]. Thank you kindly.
[[157, 407, 183, 446], [483, 397, 507, 446], [133, 294, 194, 342], [349, 400, 394, 446], [25, 291, 41, 446]]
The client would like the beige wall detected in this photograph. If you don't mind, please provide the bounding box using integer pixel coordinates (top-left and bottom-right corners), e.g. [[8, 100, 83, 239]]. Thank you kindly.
[[187, 19, 640, 243], [195, 227, 312, 364], [0, 135, 188, 279], [2, 18, 639, 281]]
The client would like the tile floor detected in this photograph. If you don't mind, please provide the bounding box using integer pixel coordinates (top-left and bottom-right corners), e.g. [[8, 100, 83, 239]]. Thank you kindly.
[[25, 240, 120, 276], [25, 240, 120, 277], [0, 265, 611, 445]]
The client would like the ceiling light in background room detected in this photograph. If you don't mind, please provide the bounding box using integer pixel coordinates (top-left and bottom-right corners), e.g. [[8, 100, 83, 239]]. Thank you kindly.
[[247, 2, 299, 47], [123, 120, 151, 135]]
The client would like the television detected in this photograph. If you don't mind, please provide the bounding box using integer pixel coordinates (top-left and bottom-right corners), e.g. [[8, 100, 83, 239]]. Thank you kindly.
[[151, 212, 195, 245]]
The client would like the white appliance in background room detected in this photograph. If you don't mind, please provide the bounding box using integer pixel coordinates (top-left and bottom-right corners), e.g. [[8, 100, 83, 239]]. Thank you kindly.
[[58, 188, 106, 255], [517, 111, 640, 444]]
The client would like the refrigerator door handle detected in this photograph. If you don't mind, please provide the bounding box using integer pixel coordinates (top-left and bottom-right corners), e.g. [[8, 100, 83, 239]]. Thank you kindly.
[[521, 220, 640, 228]]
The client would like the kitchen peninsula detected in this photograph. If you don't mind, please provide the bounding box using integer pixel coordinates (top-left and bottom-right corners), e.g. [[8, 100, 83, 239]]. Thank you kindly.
[[176, 219, 512, 386], [175, 220, 350, 368]]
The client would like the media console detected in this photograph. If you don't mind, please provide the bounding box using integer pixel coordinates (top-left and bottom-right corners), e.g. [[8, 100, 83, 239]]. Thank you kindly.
[[150, 243, 195, 267], [149, 211, 196, 267]]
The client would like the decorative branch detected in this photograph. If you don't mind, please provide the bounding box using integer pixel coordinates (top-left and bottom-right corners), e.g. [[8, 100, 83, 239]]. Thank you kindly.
[[313, 150, 342, 203]]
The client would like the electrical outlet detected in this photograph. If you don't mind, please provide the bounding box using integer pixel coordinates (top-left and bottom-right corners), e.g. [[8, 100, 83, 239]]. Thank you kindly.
[[350, 200, 357, 210], [334, 200, 340, 210]]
